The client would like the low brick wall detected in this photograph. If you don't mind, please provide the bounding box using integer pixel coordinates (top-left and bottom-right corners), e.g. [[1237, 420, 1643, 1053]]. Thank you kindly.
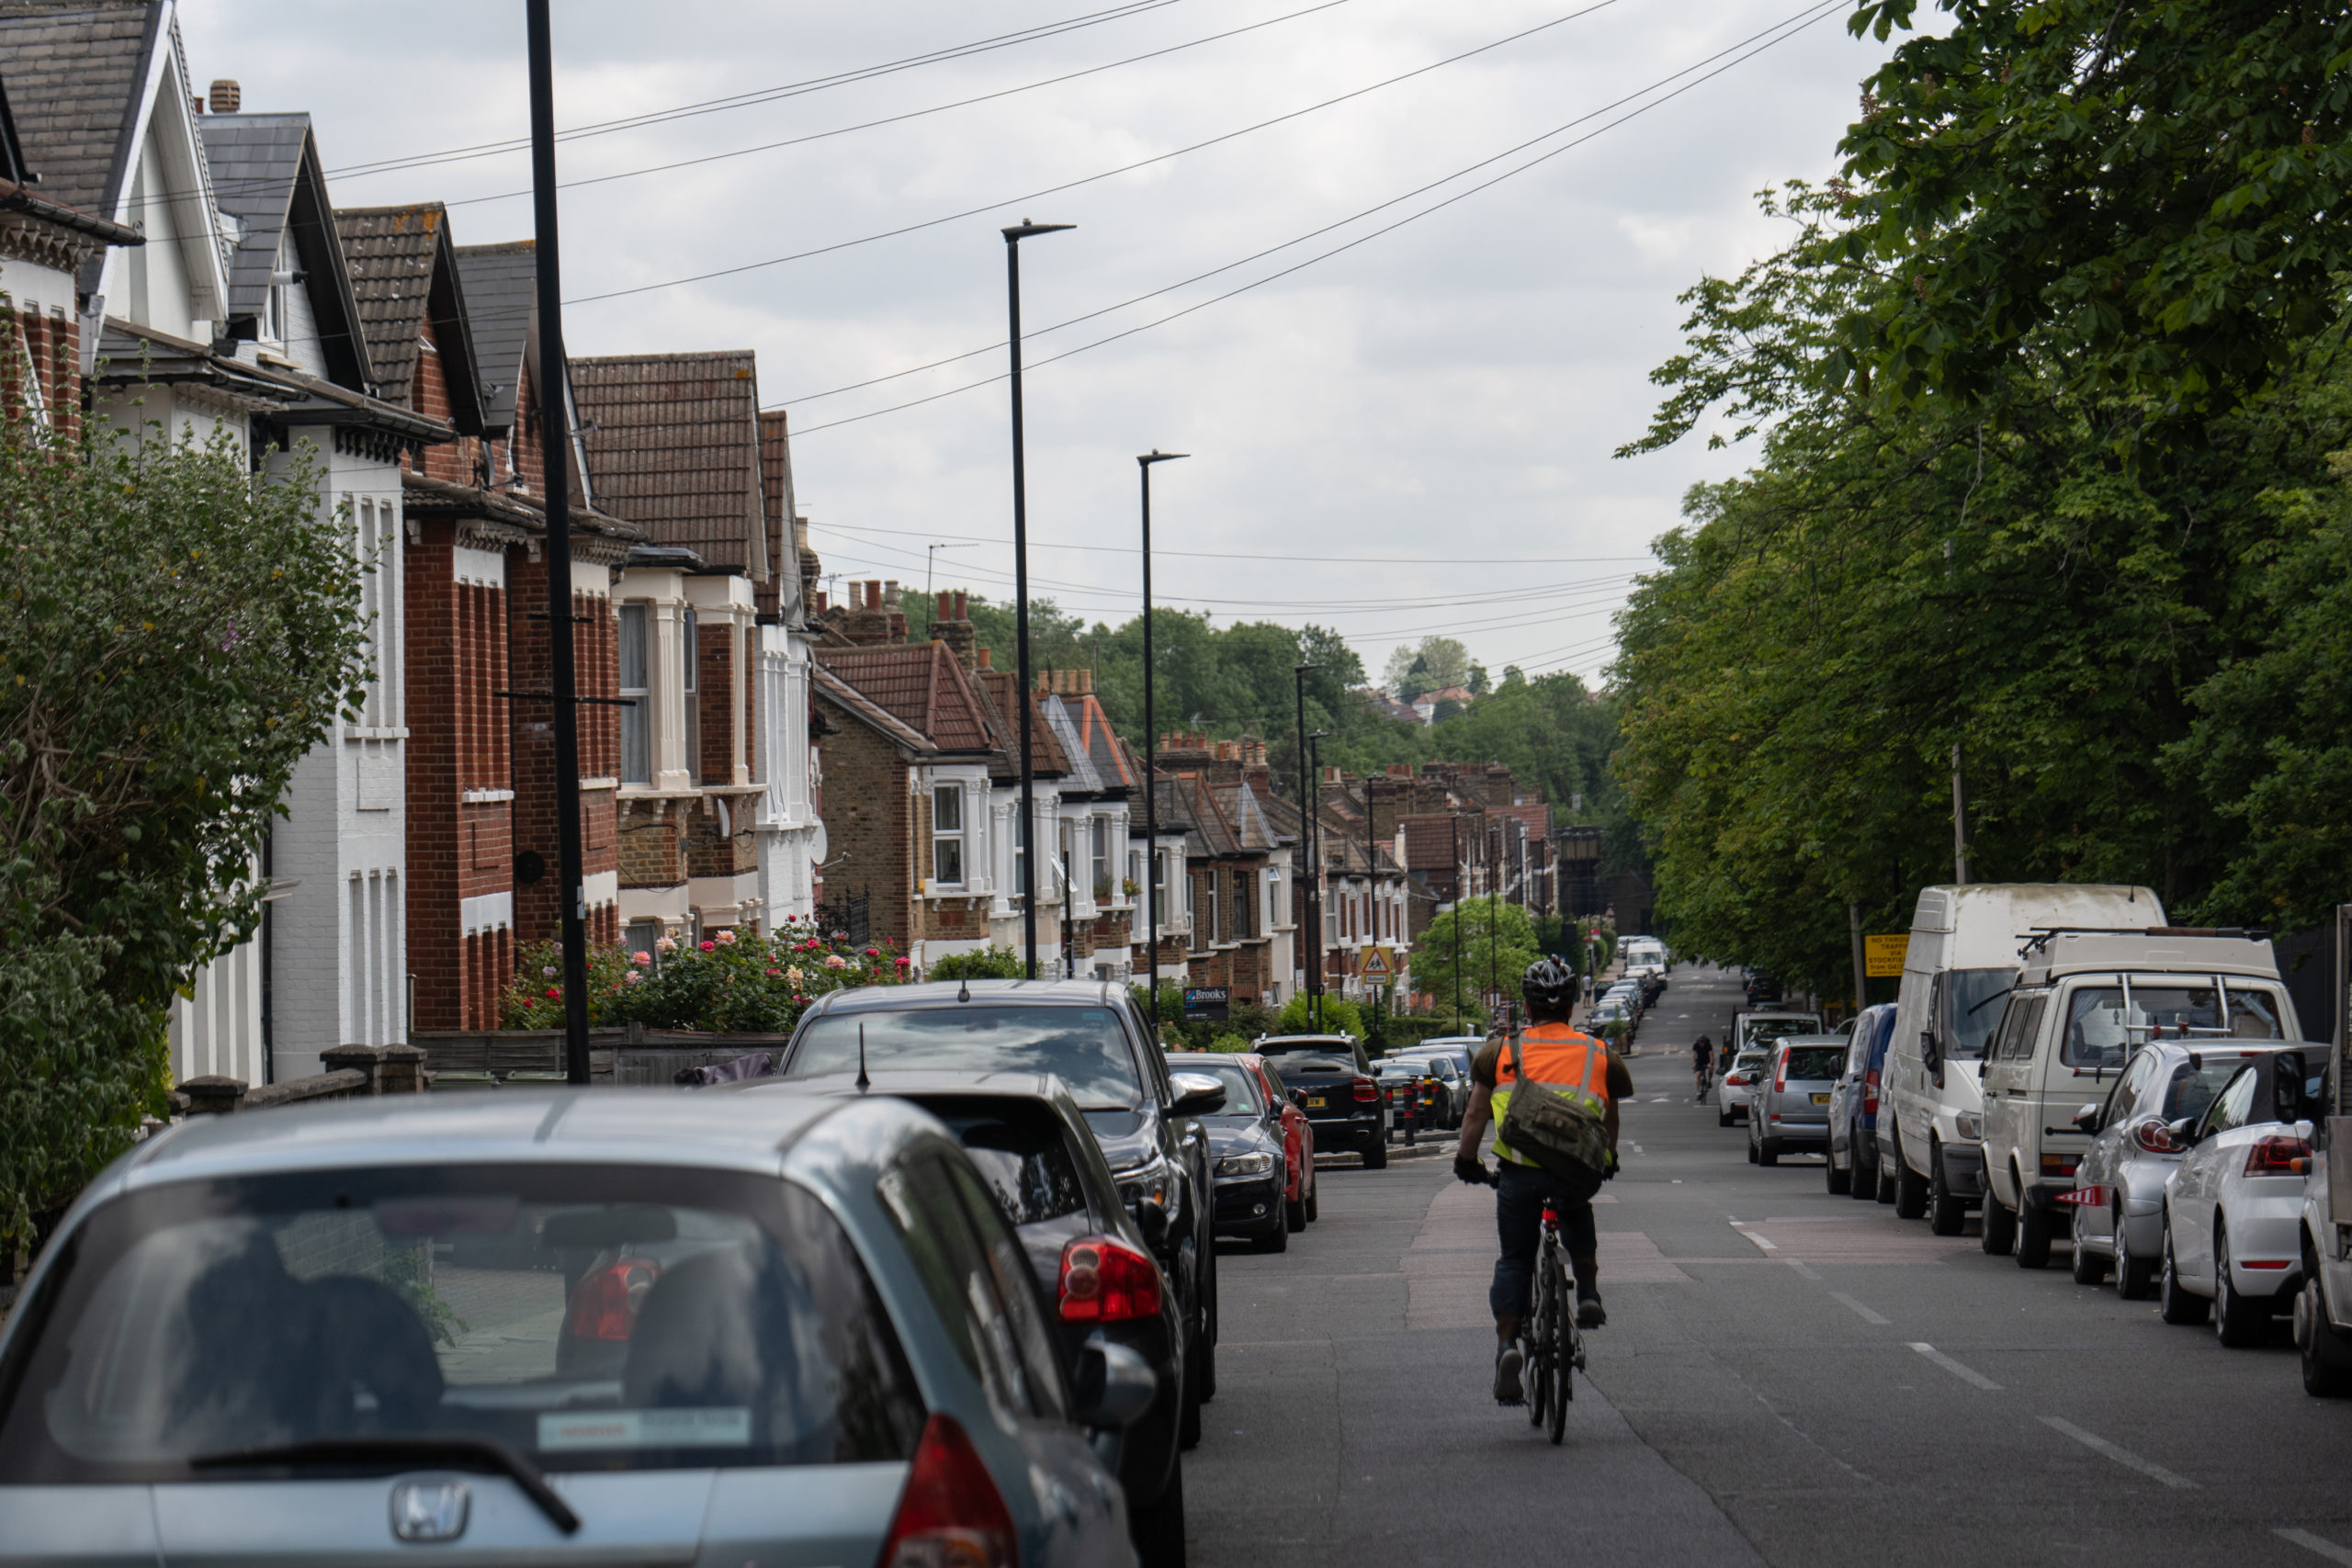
[[171, 1044, 428, 1115]]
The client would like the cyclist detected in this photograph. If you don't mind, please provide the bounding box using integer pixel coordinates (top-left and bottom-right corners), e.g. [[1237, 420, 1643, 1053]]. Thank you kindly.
[[1454, 957, 1633, 1404], [1691, 1033, 1716, 1101]]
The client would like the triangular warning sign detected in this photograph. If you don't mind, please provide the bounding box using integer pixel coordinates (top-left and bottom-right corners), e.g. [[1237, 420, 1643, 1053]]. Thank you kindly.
[[1359, 946, 1394, 982]]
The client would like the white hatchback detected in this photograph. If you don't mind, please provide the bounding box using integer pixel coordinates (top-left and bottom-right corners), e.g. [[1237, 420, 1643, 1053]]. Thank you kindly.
[[2159, 1048, 2329, 1345]]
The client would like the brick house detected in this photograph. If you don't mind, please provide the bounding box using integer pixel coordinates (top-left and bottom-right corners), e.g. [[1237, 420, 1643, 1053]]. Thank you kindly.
[[334, 204, 645, 1031], [1035, 669, 1137, 982], [1149, 738, 1286, 1005], [571, 350, 785, 950], [752, 410, 820, 928], [0, 74, 141, 429]]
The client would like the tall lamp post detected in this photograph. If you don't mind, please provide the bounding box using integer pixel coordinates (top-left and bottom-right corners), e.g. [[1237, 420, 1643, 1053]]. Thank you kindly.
[[1364, 774, 1383, 1050], [1307, 728, 1331, 1029], [1002, 219, 1074, 978], [1138, 449, 1188, 1018], [1451, 814, 1463, 1027], [1292, 661, 1320, 1023]]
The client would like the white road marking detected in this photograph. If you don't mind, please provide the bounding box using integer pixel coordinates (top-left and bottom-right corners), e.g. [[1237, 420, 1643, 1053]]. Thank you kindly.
[[2278, 1529, 2352, 1565], [1649, 1095, 1669, 1102], [1908, 1342, 2001, 1390], [2039, 1416, 2197, 1489], [1781, 1258, 1821, 1280], [1730, 1223, 1778, 1253], [1831, 1292, 1890, 1325]]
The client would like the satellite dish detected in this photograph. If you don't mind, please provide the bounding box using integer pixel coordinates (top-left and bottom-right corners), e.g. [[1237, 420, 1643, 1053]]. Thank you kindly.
[[809, 819, 829, 864]]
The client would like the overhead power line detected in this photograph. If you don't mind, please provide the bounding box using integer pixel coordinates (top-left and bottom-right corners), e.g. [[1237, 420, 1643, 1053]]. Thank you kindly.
[[780, 0, 1846, 435], [566, 0, 1636, 305]]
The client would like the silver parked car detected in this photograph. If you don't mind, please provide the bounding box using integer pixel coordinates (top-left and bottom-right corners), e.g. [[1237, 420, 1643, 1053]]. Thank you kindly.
[[1749, 1037, 1847, 1166], [0, 1091, 1152, 1566], [2065, 1041, 2281, 1292], [1715, 1046, 1770, 1127]]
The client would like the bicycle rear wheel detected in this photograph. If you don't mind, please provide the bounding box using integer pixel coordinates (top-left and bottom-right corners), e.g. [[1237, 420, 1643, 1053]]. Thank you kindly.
[[1526, 1258, 1553, 1427]]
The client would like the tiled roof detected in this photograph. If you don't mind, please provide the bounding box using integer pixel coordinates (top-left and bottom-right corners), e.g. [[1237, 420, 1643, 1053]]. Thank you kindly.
[[1164, 775, 1241, 859], [819, 642, 997, 757], [452, 240, 532, 430], [976, 669, 1069, 779], [335, 204, 484, 430], [0, 1, 160, 216], [571, 350, 767, 581], [812, 664, 934, 756], [1399, 815, 1461, 872]]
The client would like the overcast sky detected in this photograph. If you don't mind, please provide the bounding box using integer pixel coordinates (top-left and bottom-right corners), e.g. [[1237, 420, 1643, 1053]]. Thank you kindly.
[[181, 0, 1897, 687]]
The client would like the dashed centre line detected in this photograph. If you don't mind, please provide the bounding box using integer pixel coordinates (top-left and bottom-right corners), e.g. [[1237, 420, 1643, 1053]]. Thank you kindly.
[[2278, 1529, 2352, 1565], [1831, 1292, 1890, 1325], [2040, 1416, 2198, 1489], [1907, 1342, 2000, 1390]]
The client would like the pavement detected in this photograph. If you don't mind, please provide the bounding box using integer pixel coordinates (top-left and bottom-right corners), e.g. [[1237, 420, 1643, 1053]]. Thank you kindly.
[[1186, 962, 2352, 1568]]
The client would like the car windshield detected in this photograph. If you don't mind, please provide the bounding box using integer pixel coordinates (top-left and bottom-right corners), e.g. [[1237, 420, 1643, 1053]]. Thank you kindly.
[[1782, 1046, 1845, 1080], [0, 1165, 924, 1483], [1943, 968, 2016, 1061], [789, 1006, 1142, 1110], [1174, 1061, 1263, 1116]]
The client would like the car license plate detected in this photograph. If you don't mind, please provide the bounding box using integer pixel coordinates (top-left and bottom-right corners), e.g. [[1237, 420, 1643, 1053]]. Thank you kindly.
[[1306, 1096, 1327, 1110], [1811, 1092, 1831, 1105]]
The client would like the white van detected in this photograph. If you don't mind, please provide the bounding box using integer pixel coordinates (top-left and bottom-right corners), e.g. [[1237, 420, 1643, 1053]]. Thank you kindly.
[[1881, 884, 2164, 1233], [1978, 929, 2299, 1267]]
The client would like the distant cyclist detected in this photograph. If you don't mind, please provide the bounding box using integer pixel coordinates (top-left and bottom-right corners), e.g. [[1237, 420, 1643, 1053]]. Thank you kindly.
[[1691, 1034, 1716, 1101], [1454, 958, 1632, 1404]]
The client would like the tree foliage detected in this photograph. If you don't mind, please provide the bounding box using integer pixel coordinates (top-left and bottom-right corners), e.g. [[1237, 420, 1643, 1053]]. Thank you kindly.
[[0, 414, 370, 1247], [1408, 897, 1540, 1025]]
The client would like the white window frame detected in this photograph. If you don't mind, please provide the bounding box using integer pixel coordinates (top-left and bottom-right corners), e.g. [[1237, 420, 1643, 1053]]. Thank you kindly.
[[618, 602, 650, 784], [932, 784, 966, 888]]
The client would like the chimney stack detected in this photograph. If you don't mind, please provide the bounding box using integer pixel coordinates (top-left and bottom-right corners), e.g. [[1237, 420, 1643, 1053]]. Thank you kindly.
[[842, 577, 907, 645], [209, 79, 241, 114], [933, 586, 978, 671]]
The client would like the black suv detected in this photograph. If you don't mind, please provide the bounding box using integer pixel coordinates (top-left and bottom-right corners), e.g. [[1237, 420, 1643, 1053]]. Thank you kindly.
[[778, 980, 1226, 1447], [1254, 1032, 1389, 1169]]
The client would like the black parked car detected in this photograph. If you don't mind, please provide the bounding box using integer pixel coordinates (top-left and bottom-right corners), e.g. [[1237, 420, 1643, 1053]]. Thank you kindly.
[[1253, 1033, 1388, 1169], [759, 1069, 1191, 1564], [779, 980, 1225, 1449], [1166, 1053, 1294, 1252]]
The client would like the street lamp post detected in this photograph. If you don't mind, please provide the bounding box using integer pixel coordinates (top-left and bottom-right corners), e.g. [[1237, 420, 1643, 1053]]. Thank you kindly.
[[1293, 661, 1319, 1022], [1138, 449, 1188, 1021], [1451, 814, 1463, 1028], [1002, 219, 1074, 979], [1308, 728, 1331, 1030]]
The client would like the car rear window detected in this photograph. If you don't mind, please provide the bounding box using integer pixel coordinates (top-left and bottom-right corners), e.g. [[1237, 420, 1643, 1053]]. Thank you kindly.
[[923, 1102, 1093, 1224], [0, 1165, 924, 1483], [1781, 1046, 1845, 1080], [1742, 1017, 1817, 1048], [788, 1006, 1142, 1110]]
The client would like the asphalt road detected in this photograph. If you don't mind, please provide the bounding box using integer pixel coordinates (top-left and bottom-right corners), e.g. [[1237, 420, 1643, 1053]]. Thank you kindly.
[[1186, 962, 2352, 1568]]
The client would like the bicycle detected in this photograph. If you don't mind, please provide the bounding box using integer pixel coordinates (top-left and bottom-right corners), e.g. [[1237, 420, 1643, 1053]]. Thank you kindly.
[[1692, 1062, 1713, 1102], [1524, 1199, 1585, 1444]]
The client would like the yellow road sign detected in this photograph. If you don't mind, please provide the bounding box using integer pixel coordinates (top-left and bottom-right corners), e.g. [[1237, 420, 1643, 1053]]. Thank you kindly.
[[1864, 934, 1909, 977], [1359, 945, 1396, 983]]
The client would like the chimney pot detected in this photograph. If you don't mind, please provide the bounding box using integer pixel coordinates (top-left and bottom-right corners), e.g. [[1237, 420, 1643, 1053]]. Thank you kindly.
[[865, 579, 881, 609], [978, 647, 992, 669], [884, 580, 899, 606], [209, 79, 241, 114]]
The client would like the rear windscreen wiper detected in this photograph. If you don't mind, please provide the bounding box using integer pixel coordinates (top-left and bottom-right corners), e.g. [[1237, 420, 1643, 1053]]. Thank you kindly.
[[190, 1436, 580, 1533]]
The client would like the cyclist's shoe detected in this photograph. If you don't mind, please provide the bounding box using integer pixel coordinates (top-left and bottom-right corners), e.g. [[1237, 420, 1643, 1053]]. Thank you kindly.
[[1576, 1286, 1607, 1329], [1492, 1338, 1526, 1404]]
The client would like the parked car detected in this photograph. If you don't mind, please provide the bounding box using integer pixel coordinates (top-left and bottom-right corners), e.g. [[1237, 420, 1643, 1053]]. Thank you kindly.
[[1411, 1042, 1478, 1100], [749, 1069, 1190, 1557], [1245, 1055, 1318, 1226], [2158, 1048, 2326, 1342], [1393, 1052, 1470, 1126], [1982, 927, 2300, 1257], [1748, 1037, 1847, 1166], [1165, 1053, 1310, 1251], [780, 979, 1224, 1451], [1826, 1003, 1897, 1199], [1254, 1034, 1389, 1169], [1745, 970, 1783, 1005], [2063, 1041, 2260, 1287], [1716, 1045, 1770, 1127], [0, 1090, 1155, 1567], [1372, 1056, 1450, 1133]]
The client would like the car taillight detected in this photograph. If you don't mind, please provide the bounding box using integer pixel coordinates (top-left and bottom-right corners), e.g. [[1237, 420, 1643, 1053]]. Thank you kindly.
[[2246, 1134, 2312, 1176], [1863, 1067, 1880, 1115], [877, 1412, 1016, 1568], [565, 1257, 661, 1340], [1774, 1065, 1787, 1092], [1353, 1077, 1379, 1102], [1057, 1235, 1162, 1324], [2131, 1117, 2175, 1156]]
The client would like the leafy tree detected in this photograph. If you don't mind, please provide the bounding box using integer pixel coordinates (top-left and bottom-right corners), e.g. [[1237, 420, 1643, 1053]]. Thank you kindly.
[[1, 416, 370, 1248], [1837, 0, 2352, 441], [1408, 897, 1540, 1022], [1384, 636, 1469, 700], [1272, 990, 1363, 1039]]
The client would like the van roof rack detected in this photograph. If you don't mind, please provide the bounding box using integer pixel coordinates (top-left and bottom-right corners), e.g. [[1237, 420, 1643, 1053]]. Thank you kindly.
[[2018, 925, 2269, 957]]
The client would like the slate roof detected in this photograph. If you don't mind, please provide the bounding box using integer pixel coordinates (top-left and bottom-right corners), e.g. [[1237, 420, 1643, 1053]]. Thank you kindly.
[[453, 240, 532, 430], [1039, 695, 1105, 794], [818, 642, 998, 757], [571, 350, 767, 580], [1162, 775, 1241, 859], [1210, 781, 1280, 853], [198, 112, 370, 389], [334, 203, 483, 429], [0, 1, 161, 216], [1063, 694, 1135, 792], [758, 409, 795, 620]]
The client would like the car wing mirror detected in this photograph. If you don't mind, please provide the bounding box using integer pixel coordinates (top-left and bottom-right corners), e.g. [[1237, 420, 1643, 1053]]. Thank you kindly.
[[1168, 1072, 1227, 1118], [2166, 1116, 2201, 1148], [1131, 1196, 1171, 1248], [1289, 1088, 1308, 1109], [2073, 1103, 2102, 1134], [1073, 1337, 1159, 1433], [1921, 1031, 1942, 1086]]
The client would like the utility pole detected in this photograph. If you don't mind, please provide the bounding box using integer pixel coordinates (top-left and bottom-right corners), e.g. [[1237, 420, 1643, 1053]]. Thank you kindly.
[[1849, 901, 1868, 1019], [1307, 730, 1331, 1029], [1293, 662, 1319, 1025], [1138, 451, 1186, 1025], [526, 0, 589, 1085], [1951, 740, 1970, 885], [1451, 814, 1462, 1027]]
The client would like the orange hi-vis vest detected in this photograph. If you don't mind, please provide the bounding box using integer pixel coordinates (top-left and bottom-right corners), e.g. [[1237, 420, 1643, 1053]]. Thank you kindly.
[[1492, 1021, 1611, 1168]]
